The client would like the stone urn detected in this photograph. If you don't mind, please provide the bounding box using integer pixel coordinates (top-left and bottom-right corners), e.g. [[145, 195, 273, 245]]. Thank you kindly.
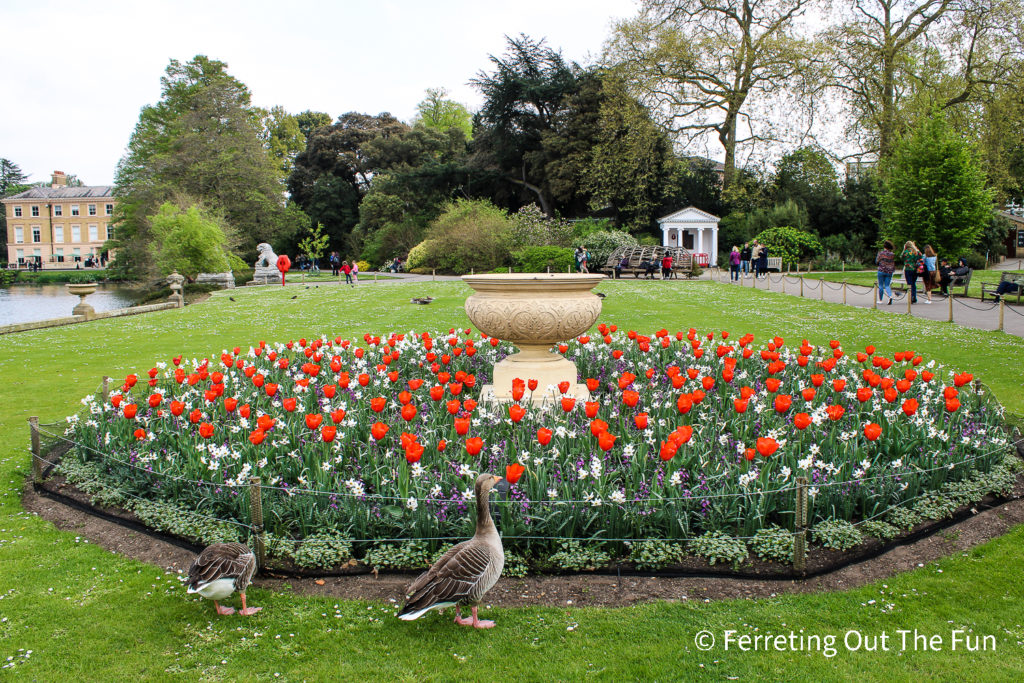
[[66, 282, 98, 319], [166, 270, 185, 308], [462, 273, 604, 402]]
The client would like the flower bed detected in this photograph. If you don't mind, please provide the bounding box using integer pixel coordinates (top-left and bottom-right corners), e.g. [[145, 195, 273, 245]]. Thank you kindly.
[[59, 325, 1018, 571]]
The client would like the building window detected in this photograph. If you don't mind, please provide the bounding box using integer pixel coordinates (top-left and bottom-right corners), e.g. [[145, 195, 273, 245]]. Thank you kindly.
[[88, 204, 96, 216], [106, 225, 114, 240], [71, 225, 81, 242], [14, 227, 23, 243], [16, 249, 24, 263], [105, 203, 114, 215], [54, 204, 63, 216], [31, 205, 39, 217], [71, 205, 80, 216], [88, 225, 98, 242], [54, 226, 64, 243], [14, 206, 22, 217], [55, 248, 64, 262], [32, 227, 41, 243]]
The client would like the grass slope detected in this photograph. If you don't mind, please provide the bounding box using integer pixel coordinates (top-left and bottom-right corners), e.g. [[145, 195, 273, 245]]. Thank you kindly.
[[1, 279, 1023, 680]]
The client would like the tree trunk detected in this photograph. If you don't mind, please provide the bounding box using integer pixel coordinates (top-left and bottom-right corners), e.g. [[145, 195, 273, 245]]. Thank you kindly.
[[507, 167, 552, 215]]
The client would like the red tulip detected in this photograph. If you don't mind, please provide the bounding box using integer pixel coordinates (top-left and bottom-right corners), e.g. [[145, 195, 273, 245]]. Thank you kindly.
[[437, 439, 447, 452], [863, 423, 882, 441], [123, 403, 138, 419], [371, 397, 386, 413], [765, 378, 781, 393], [528, 379, 539, 391], [238, 404, 251, 419], [449, 382, 463, 396], [622, 390, 640, 407], [901, 398, 918, 416], [598, 431, 616, 451], [430, 385, 445, 401], [676, 394, 693, 414], [404, 442, 423, 463], [756, 437, 779, 457], [323, 385, 337, 399], [509, 404, 526, 423], [282, 397, 297, 412], [463, 399, 478, 412], [170, 400, 185, 417], [826, 404, 845, 421], [446, 399, 461, 415], [774, 394, 792, 413], [223, 397, 237, 412], [659, 440, 679, 461], [744, 447, 755, 461], [146, 393, 161, 408], [305, 414, 323, 430], [884, 387, 898, 403], [371, 421, 389, 441], [943, 386, 958, 400], [945, 398, 961, 412], [801, 387, 816, 402], [188, 409, 202, 424], [401, 404, 417, 421], [733, 397, 749, 414], [832, 379, 846, 392], [248, 429, 266, 445], [670, 425, 693, 445], [856, 387, 873, 403], [358, 373, 370, 386], [505, 463, 525, 485], [953, 372, 973, 387], [590, 419, 609, 437], [257, 414, 275, 431], [134, 428, 146, 440], [634, 412, 649, 430], [561, 397, 576, 412], [465, 437, 484, 456], [331, 408, 346, 424], [454, 416, 470, 435], [793, 412, 812, 430], [584, 401, 599, 418], [198, 422, 214, 439]]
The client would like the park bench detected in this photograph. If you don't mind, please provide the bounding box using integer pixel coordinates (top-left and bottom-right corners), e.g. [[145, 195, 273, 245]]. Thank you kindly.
[[945, 268, 972, 297], [601, 246, 695, 279], [980, 272, 1024, 304]]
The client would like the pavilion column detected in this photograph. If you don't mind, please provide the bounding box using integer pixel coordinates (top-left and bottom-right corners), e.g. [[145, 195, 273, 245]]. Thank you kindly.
[[696, 229, 704, 257], [710, 226, 718, 266]]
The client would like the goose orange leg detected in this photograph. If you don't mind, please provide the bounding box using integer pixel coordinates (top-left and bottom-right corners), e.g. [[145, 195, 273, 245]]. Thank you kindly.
[[238, 592, 262, 616], [214, 601, 235, 616], [454, 605, 474, 626], [455, 605, 494, 629]]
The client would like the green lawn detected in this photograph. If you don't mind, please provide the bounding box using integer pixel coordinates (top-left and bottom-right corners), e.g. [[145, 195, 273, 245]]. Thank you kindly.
[[796, 269, 1024, 300], [2, 280, 1023, 680]]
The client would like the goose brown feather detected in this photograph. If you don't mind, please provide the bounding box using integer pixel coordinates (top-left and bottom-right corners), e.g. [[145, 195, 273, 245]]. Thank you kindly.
[[187, 542, 257, 593]]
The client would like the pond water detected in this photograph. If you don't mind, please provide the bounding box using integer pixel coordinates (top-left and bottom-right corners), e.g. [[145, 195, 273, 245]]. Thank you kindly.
[[0, 283, 139, 327]]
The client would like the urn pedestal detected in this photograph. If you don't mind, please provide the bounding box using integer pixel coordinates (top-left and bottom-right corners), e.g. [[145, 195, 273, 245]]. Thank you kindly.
[[66, 282, 98, 319], [462, 273, 604, 403]]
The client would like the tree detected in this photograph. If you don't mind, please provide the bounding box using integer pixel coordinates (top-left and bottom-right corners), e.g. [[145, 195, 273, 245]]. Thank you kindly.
[[824, 0, 1024, 160], [295, 111, 332, 140], [413, 88, 473, 139], [0, 158, 28, 196], [606, 0, 818, 188], [879, 112, 993, 257], [112, 56, 306, 279], [754, 225, 823, 268], [772, 146, 841, 234], [255, 106, 306, 179], [298, 222, 330, 264], [471, 34, 581, 215], [148, 202, 232, 279]]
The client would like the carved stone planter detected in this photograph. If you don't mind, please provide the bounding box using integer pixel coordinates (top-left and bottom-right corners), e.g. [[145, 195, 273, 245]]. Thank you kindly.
[[462, 273, 604, 402], [66, 282, 98, 319]]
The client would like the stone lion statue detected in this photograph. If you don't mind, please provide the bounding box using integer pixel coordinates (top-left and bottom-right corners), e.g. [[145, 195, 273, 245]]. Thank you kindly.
[[254, 243, 278, 269]]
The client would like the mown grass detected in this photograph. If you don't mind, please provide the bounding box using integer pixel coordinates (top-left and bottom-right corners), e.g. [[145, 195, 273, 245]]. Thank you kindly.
[[1, 279, 1023, 680], [796, 269, 1024, 300]]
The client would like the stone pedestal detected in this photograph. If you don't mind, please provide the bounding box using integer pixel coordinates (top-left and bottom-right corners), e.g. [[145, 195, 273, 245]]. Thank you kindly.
[[166, 271, 185, 308], [462, 273, 604, 403], [250, 242, 279, 285], [66, 282, 98, 319], [195, 271, 235, 289]]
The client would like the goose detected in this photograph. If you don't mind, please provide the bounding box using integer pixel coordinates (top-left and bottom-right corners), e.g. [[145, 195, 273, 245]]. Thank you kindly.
[[398, 473, 509, 628], [186, 542, 261, 616]]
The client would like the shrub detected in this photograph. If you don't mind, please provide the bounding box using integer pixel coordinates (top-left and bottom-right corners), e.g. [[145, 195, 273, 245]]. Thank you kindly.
[[749, 525, 794, 563], [687, 531, 748, 566], [503, 551, 530, 578], [405, 241, 431, 271], [754, 226, 823, 269], [811, 520, 862, 551], [629, 540, 684, 570], [356, 260, 370, 274], [417, 199, 511, 274], [292, 533, 354, 569], [363, 542, 433, 570], [512, 246, 576, 273], [544, 541, 611, 571], [860, 520, 899, 541], [962, 252, 987, 271], [503, 205, 574, 251], [885, 506, 922, 531], [574, 230, 639, 271]]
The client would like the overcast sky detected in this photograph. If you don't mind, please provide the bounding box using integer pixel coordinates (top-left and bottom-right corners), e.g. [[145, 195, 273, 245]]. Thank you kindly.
[[1, 0, 639, 186]]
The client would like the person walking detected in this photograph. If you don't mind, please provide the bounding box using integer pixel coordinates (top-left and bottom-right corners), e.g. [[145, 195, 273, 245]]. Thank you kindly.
[[756, 242, 769, 279], [330, 251, 340, 276], [350, 258, 359, 285], [875, 240, 896, 305], [922, 245, 937, 301], [729, 245, 741, 282], [900, 241, 924, 304], [740, 242, 752, 278], [341, 260, 352, 285]]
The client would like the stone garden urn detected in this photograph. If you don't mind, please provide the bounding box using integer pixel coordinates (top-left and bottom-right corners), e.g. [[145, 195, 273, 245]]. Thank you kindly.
[[462, 273, 604, 402], [66, 282, 98, 319]]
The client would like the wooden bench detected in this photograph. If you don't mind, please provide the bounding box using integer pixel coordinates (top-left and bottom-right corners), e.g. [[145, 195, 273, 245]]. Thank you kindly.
[[943, 268, 972, 297], [981, 272, 1024, 303]]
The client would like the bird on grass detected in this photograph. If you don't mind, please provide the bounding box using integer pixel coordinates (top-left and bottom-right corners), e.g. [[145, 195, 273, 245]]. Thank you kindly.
[[398, 473, 508, 628], [228, 296, 236, 302], [595, 292, 606, 299], [411, 297, 435, 305], [187, 542, 261, 616], [289, 295, 298, 300]]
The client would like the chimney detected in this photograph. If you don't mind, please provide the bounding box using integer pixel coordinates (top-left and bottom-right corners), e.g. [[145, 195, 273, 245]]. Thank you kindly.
[[51, 170, 67, 188]]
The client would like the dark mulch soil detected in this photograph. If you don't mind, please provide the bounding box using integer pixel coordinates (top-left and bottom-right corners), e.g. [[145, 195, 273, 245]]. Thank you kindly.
[[22, 474, 1024, 607]]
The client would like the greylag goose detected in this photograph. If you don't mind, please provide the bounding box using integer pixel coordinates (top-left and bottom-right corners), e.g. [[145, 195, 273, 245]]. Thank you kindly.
[[398, 473, 508, 628], [186, 542, 261, 616]]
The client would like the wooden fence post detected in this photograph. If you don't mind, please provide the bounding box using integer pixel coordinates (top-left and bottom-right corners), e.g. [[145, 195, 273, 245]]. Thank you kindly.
[[249, 477, 266, 570], [781, 275, 786, 294], [906, 292, 912, 315], [947, 294, 953, 323], [819, 278, 824, 301], [101, 375, 110, 404], [872, 284, 877, 309], [999, 300, 1005, 332], [29, 416, 42, 484], [800, 277, 804, 298], [842, 281, 848, 306], [432, 268, 436, 282], [793, 475, 808, 573]]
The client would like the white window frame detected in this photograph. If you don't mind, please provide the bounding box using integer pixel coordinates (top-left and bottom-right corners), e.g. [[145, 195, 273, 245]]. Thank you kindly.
[[105, 203, 114, 215], [31, 205, 39, 217], [53, 205, 63, 216], [71, 204, 80, 216], [88, 224, 98, 242], [32, 226, 41, 243], [88, 204, 96, 216], [106, 225, 114, 240], [71, 225, 81, 242], [54, 225, 64, 243], [55, 247, 64, 262], [14, 206, 22, 217], [14, 226, 24, 243]]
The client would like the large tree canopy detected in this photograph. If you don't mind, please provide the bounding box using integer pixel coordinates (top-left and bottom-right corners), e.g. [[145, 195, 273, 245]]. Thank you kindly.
[[112, 56, 306, 279]]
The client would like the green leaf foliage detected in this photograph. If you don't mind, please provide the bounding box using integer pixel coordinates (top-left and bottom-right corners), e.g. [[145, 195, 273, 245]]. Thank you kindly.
[[880, 112, 993, 258], [415, 199, 511, 274], [512, 246, 575, 273], [148, 202, 231, 279], [754, 225, 823, 268]]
